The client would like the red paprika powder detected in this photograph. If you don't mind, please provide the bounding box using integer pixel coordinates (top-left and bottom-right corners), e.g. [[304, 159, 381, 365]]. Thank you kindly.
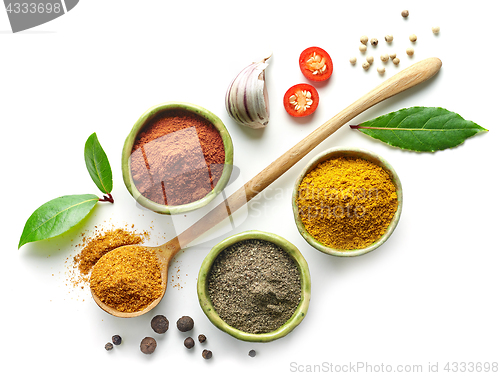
[[130, 109, 226, 206]]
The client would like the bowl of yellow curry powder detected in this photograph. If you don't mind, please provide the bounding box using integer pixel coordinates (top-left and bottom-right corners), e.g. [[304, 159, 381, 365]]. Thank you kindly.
[[292, 147, 402, 257]]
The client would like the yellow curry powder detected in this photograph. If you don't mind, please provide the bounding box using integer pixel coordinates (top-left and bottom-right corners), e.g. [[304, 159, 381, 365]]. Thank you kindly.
[[90, 246, 162, 313], [296, 157, 398, 250]]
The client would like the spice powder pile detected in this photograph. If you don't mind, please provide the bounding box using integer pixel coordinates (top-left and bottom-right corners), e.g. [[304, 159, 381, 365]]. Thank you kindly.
[[207, 239, 301, 334], [296, 157, 398, 250], [69, 228, 148, 287], [130, 109, 226, 206], [74, 228, 146, 276], [90, 246, 162, 313]]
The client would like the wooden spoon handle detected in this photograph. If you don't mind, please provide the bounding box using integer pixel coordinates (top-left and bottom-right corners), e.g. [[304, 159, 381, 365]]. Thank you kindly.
[[175, 57, 442, 249]]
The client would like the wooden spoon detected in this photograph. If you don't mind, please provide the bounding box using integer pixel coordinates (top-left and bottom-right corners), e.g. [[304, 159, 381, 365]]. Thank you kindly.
[[91, 57, 442, 318]]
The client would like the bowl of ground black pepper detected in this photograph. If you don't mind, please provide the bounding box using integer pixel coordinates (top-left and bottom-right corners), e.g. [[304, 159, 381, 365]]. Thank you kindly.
[[122, 102, 233, 214], [197, 230, 311, 342], [292, 147, 403, 257]]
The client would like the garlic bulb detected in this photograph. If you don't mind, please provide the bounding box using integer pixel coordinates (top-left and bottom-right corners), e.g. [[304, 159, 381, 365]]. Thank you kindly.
[[225, 56, 271, 129]]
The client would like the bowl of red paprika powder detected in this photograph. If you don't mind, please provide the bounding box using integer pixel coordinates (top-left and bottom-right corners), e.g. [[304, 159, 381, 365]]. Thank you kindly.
[[122, 102, 233, 215]]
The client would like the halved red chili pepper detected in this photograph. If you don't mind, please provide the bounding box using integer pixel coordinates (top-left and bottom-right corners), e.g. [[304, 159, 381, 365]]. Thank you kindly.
[[299, 46, 333, 82], [283, 83, 319, 117]]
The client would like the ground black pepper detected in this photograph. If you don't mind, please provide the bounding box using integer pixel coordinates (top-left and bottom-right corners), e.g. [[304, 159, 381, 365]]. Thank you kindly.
[[207, 239, 301, 334]]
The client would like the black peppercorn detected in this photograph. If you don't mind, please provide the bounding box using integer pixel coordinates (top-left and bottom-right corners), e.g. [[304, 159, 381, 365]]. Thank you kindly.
[[104, 342, 113, 351], [202, 349, 212, 359], [184, 337, 195, 349], [151, 315, 169, 334], [140, 337, 157, 354], [248, 349, 256, 357], [176, 316, 194, 332], [112, 335, 122, 345], [198, 334, 206, 343]]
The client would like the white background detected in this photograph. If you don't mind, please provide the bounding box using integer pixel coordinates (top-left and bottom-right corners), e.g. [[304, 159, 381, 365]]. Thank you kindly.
[[1, 1, 499, 375]]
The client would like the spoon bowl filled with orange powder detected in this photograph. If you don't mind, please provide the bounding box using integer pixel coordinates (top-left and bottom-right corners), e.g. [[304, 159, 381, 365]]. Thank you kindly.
[[122, 102, 234, 215]]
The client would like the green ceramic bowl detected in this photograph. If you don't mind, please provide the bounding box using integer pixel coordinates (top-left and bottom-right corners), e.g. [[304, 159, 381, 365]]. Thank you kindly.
[[292, 147, 403, 257], [122, 102, 233, 215], [197, 230, 311, 342]]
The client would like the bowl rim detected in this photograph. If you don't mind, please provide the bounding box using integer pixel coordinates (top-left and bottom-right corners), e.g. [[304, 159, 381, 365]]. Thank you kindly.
[[121, 101, 234, 215], [197, 230, 311, 342], [292, 146, 403, 257]]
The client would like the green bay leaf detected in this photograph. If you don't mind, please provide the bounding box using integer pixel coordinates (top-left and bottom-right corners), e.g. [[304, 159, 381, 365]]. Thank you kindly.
[[84, 133, 113, 194], [351, 107, 488, 152], [18, 194, 99, 249]]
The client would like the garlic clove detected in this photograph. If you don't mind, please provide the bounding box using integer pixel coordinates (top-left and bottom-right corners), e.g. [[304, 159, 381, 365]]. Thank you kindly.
[[225, 55, 271, 129]]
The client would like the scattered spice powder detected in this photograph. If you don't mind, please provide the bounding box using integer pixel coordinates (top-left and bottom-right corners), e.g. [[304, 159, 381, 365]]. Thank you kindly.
[[296, 157, 398, 250], [130, 109, 226, 206], [207, 239, 301, 334], [74, 228, 146, 276], [90, 245, 162, 313], [67, 227, 149, 289]]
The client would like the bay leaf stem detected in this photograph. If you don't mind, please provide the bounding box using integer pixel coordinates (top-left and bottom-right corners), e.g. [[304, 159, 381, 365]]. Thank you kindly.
[[98, 194, 114, 203]]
